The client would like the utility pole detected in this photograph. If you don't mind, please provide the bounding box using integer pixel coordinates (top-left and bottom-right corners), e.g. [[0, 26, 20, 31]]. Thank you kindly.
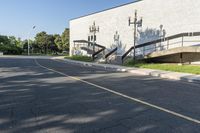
[[89, 21, 99, 56], [129, 10, 143, 61], [28, 26, 36, 56]]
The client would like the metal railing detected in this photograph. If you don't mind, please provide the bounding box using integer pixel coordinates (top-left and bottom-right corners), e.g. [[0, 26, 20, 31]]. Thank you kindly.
[[122, 32, 200, 63], [105, 47, 118, 59], [73, 40, 106, 61], [92, 48, 105, 60], [73, 40, 105, 49]]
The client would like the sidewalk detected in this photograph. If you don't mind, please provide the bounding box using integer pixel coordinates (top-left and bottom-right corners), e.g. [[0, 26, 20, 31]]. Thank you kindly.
[[56, 58, 200, 84]]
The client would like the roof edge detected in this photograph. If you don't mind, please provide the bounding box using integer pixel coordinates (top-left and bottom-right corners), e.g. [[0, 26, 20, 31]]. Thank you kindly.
[[70, 0, 143, 21]]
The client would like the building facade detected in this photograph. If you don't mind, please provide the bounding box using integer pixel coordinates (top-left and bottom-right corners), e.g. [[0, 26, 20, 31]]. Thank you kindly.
[[69, 0, 200, 57]]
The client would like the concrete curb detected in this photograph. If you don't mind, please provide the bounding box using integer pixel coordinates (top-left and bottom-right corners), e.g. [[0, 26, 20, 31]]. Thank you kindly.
[[1, 56, 199, 84], [56, 58, 200, 84]]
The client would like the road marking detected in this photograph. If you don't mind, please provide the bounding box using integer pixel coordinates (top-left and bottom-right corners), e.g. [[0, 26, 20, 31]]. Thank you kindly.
[[34, 59, 200, 124]]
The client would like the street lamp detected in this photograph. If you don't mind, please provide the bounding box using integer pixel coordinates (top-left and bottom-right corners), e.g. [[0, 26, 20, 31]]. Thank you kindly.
[[28, 26, 36, 56], [89, 21, 99, 55], [129, 10, 143, 61]]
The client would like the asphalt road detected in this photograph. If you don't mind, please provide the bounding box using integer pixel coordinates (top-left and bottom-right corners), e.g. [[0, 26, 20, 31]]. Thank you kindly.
[[0, 58, 200, 133]]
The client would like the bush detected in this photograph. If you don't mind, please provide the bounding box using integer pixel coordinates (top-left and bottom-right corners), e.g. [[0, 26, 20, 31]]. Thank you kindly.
[[0, 45, 23, 55]]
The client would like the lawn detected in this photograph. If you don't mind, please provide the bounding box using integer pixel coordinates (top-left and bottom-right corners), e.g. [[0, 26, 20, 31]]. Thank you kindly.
[[65, 55, 93, 62], [124, 59, 200, 75]]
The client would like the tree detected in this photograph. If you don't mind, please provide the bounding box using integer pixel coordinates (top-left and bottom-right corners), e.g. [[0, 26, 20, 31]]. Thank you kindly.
[[35, 31, 49, 54], [35, 32, 60, 54], [61, 28, 70, 51], [8, 36, 17, 46], [54, 34, 63, 51], [31, 40, 40, 53], [47, 34, 58, 53], [0, 35, 23, 55], [22, 39, 28, 51], [0, 35, 10, 45], [16, 38, 23, 48]]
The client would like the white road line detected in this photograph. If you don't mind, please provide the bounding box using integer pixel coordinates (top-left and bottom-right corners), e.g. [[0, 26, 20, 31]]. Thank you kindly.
[[34, 59, 200, 124]]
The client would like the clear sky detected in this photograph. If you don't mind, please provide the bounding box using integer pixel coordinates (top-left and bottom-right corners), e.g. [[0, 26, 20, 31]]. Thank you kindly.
[[0, 0, 135, 40]]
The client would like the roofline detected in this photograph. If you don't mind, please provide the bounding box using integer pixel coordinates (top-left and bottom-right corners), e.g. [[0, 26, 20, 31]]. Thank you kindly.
[[70, 0, 143, 21]]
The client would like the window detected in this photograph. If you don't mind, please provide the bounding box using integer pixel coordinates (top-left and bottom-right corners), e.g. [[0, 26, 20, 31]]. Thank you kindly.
[[88, 36, 91, 47], [94, 35, 96, 41]]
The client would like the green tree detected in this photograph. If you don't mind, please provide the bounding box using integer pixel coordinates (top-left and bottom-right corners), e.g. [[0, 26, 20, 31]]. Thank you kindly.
[[54, 34, 63, 51], [35, 31, 49, 54], [22, 39, 28, 50], [0, 35, 23, 55], [0, 35, 9, 45], [35, 32, 59, 54], [61, 28, 70, 51], [47, 34, 58, 53], [16, 38, 23, 48], [8, 36, 17, 46]]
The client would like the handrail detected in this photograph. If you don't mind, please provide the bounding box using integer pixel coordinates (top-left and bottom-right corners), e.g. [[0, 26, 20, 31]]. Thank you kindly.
[[74, 40, 106, 61], [135, 32, 200, 49], [92, 47, 105, 60], [121, 47, 134, 63], [80, 47, 93, 54], [73, 40, 105, 49], [121, 31, 200, 63], [105, 47, 118, 59]]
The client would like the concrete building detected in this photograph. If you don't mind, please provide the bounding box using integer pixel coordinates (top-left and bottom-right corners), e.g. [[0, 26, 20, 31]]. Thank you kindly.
[[69, 0, 200, 63]]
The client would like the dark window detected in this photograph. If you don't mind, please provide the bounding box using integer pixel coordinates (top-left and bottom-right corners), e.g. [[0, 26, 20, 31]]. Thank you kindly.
[[88, 36, 90, 47], [94, 35, 96, 41], [91, 35, 93, 41]]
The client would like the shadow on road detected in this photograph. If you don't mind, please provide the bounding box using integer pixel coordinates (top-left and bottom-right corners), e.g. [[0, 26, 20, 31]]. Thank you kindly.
[[0, 58, 199, 133]]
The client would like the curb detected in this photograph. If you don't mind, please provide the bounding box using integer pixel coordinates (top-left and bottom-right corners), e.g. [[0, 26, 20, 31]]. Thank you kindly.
[[55, 58, 200, 84]]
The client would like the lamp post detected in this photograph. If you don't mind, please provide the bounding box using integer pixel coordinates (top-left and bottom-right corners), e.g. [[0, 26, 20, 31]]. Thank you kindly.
[[89, 21, 99, 55], [129, 10, 143, 61], [28, 26, 36, 56]]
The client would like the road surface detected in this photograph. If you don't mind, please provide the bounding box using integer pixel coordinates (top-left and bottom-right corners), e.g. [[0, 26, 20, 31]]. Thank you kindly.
[[0, 57, 200, 133]]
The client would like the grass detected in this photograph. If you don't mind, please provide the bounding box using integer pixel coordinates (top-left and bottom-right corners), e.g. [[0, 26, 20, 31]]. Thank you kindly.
[[65, 55, 93, 62], [123, 59, 200, 75]]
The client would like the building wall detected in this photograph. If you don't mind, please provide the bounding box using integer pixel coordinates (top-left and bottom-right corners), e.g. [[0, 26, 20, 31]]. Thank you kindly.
[[69, 0, 200, 56]]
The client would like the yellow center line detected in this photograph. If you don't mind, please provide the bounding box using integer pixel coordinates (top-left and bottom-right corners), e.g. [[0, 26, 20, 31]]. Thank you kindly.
[[34, 59, 200, 125]]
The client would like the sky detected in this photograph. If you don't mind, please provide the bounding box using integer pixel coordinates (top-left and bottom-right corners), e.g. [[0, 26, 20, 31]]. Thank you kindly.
[[0, 0, 135, 40]]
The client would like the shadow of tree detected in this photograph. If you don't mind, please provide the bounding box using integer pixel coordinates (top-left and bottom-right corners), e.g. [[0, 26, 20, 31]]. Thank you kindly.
[[0, 58, 199, 133], [136, 27, 167, 56]]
